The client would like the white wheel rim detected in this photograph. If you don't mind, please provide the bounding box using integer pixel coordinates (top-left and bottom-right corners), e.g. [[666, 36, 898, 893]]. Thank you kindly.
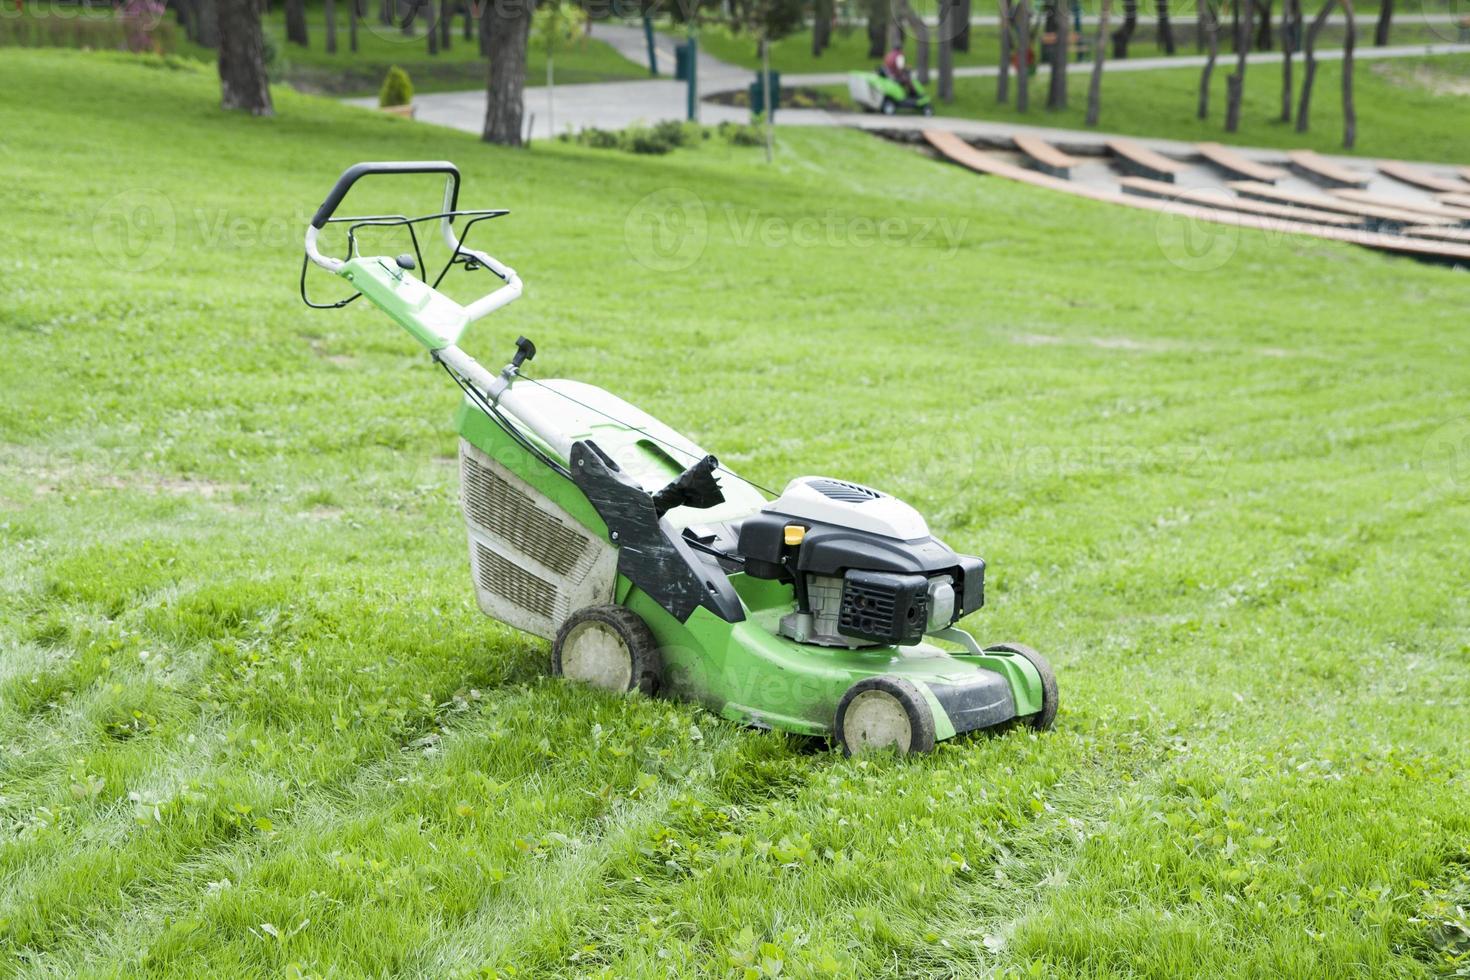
[[560, 622, 633, 692], [843, 689, 913, 753]]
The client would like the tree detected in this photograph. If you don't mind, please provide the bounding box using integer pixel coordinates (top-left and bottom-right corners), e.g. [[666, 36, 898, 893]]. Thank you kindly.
[[1340, 0, 1356, 146], [937, 0, 955, 100], [1111, 0, 1135, 57], [954, 0, 972, 51], [892, 0, 930, 85], [284, 0, 308, 45], [349, 0, 360, 52], [1373, 0, 1391, 44], [1197, 0, 1218, 118], [1279, 0, 1296, 119], [441, 0, 452, 47], [533, 0, 587, 138], [1016, 0, 1031, 110], [865, 0, 887, 56], [1085, 0, 1112, 124], [1046, 0, 1066, 108], [218, 0, 273, 114], [1294, 0, 1338, 133], [1157, 0, 1176, 53], [1255, 0, 1272, 47], [812, 0, 832, 55], [482, 0, 532, 145], [997, 0, 1014, 102], [325, 0, 338, 53], [1224, 0, 1250, 131]]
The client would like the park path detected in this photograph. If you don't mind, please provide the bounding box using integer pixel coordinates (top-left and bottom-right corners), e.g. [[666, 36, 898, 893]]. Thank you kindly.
[[351, 38, 1470, 140]]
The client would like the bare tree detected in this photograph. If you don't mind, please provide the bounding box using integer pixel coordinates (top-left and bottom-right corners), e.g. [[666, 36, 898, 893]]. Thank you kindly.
[[1197, 0, 1218, 118], [997, 0, 1014, 101], [218, 0, 273, 114], [426, 0, 438, 54], [349, 0, 359, 51], [1373, 0, 1391, 44], [1255, 0, 1272, 46], [1224, 0, 1251, 131], [284, 0, 308, 45], [954, 0, 972, 51], [812, 0, 832, 55], [482, 0, 532, 145], [1086, 0, 1113, 124], [1157, 0, 1176, 53], [1111, 0, 1136, 56], [938, 0, 955, 99], [865, 0, 887, 56], [1341, 0, 1356, 146], [1279, 0, 1295, 119], [441, 0, 451, 47], [894, 0, 930, 84], [1295, 0, 1338, 132], [1046, 0, 1066, 108], [1016, 0, 1031, 110], [324, 0, 337, 52]]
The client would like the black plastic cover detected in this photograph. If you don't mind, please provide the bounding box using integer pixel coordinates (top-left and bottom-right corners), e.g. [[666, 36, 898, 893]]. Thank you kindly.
[[839, 570, 929, 645]]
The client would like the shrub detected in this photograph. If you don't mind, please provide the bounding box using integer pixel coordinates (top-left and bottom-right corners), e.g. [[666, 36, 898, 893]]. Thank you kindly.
[[379, 66, 413, 108], [719, 121, 764, 147], [578, 127, 620, 149], [620, 126, 675, 155]]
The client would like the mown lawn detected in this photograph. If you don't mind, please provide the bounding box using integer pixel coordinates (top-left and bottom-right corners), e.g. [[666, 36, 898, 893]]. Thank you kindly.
[[2, 48, 1469, 979], [824, 53, 1470, 162]]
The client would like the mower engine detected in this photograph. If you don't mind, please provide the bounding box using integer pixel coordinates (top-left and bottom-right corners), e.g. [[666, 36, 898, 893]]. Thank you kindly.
[[737, 478, 985, 648]]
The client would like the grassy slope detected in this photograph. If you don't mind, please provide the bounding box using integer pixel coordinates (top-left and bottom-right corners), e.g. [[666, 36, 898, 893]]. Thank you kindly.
[[825, 53, 1470, 162], [2, 48, 1469, 979]]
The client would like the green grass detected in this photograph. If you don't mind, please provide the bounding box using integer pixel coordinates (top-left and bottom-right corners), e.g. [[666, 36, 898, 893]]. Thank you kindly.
[[824, 53, 1470, 162], [3, 47, 1470, 978]]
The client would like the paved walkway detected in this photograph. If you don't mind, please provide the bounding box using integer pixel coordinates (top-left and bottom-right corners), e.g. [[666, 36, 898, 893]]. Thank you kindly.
[[349, 39, 1470, 141]]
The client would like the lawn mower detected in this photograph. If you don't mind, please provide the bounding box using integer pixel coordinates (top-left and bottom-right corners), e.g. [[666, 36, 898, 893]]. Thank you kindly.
[[301, 161, 1057, 754], [847, 68, 934, 116]]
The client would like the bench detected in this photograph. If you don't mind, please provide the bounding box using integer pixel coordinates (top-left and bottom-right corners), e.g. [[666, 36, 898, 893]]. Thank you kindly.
[[1460, 166, 1470, 184], [1013, 135, 1081, 179], [1226, 180, 1457, 230], [1195, 142, 1289, 184], [1403, 225, 1470, 245], [1377, 161, 1470, 194], [1439, 192, 1470, 210], [1107, 139, 1187, 183], [1331, 188, 1470, 224], [1117, 177, 1358, 226], [1286, 150, 1370, 189]]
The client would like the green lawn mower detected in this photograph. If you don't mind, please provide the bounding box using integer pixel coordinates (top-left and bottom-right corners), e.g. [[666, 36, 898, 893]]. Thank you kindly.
[[302, 162, 1056, 755], [847, 69, 934, 116]]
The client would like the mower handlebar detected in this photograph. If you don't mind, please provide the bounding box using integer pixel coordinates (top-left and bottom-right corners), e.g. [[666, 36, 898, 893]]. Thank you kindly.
[[309, 160, 461, 229]]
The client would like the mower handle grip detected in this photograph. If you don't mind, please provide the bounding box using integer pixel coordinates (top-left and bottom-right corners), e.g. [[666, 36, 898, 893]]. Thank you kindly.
[[310, 160, 461, 229]]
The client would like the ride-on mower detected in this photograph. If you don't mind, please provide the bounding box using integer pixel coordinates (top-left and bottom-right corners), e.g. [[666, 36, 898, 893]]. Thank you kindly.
[[302, 162, 1057, 755], [847, 69, 934, 116]]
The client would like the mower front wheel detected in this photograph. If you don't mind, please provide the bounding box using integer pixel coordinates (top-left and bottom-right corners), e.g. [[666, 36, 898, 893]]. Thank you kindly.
[[880, 97, 897, 115], [985, 642, 1057, 731], [835, 676, 936, 756], [552, 605, 662, 696]]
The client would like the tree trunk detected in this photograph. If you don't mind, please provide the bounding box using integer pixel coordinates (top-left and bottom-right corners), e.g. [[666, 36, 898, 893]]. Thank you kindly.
[[1279, 0, 1293, 119], [426, 0, 438, 54], [997, 0, 1013, 102], [477, 0, 489, 54], [195, 0, 220, 46], [400, 0, 413, 35], [896, 0, 930, 85], [324, 0, 337, 52], [349, 0, 359, 51], [1085, 0, 1112, 124], [1224, 0, 1250, 130], [1373, 0, 1390, 44], [1016, 0, 1031, 110], [284, 0, 308, 45], [955, 0, 971, 51], [379, 0, 390, 25], [865, 0, 887, 56], [1255, 0, 1272, 47], [812, 0, 832, 55], [1157, 0, 1175, 53], [1295, 0, 1337, 132], [1340, 0, 1355, 146], [1229, 0, 1237, 50], [1111, 0, 1135, 57], [218, 0, 273, 114], [463, 0, 473, 40], [481, 0, 530, 145], [1197, 0, 1217, 117], [440, 0, 450, 47], [938, 0, 954, 99], [1047, 0, 1066, 108], [761, 36, 773, 163]]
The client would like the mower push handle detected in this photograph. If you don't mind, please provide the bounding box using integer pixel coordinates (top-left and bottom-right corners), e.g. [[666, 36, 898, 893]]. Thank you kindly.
[[309, 160, 462, 229]]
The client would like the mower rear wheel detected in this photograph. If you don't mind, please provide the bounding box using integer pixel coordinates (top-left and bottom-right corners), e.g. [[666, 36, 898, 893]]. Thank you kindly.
[[552, 605, 662, 696], [835, 676, 936, 755], [985, 642, 1057, 731], [880, 97, 897, 115]]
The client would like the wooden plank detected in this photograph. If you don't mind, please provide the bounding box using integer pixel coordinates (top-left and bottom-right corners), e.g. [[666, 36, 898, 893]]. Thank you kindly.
[[919, 130, 1470, 265], [1378, 161, 1470, 194], [1118, 177, 1359, 226], [1439, 192, 1470, 210], [1107, 139, 1187, 183], [1403, 225, 1470, 245], [1331, 188, 1470, 223], [1227, 181, 1456, 227], [1287, 150, 1370, 189], [1461, 167, 1470, 184], [1196, 142, 1289, 183], [1013, 134, 1081, 179]]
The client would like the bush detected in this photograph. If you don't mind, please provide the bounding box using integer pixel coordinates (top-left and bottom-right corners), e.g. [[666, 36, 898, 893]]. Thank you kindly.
[[650, 119, 692, 148], [719, 121, 764, 147], [379, 66, 413, 108], [578, 127, 620, 149]]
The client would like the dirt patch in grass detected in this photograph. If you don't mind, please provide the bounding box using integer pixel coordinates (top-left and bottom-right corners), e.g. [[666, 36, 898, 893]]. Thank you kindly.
[[1371, 59, 1470, 97]]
